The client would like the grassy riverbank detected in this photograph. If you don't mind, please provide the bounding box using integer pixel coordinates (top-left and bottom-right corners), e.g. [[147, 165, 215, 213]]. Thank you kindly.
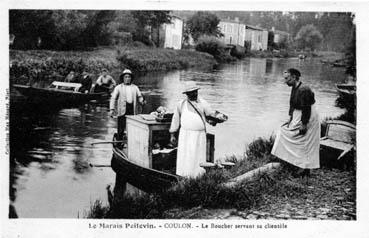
[[246, 50, 299, 58], [10, 46, 217, 84], [245, 50, 345, 60], [117, 47, 217, 72], [85, 129, 356, 219]]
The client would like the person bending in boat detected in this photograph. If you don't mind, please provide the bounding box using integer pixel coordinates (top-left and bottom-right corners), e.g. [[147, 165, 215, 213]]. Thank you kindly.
[[94, 68, 117, 93], [169, 81, 216, 178], [109, 69, 145, 141], [271, 68, 320, 177]]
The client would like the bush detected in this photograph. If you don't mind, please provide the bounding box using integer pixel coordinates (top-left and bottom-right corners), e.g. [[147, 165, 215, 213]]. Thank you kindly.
[[245, 136, 275, 160], [230, 45, 246, 59], [9, 49, 120, 84], [195, 35, 235, 62], [195, 35, 225, 56]]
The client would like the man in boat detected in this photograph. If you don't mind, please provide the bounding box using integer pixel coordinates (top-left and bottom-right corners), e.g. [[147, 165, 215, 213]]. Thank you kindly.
[[169, 81, 216, 178], [79, 72, 93, 93], [94, 68, 117, 93], [109, 69, 145, 141], [64, 70, 76, 82], [271, 68, 320, 177]]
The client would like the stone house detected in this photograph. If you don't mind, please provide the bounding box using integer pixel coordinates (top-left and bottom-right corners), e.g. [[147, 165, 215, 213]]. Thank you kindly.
[[218, 18, 246, 46], [163, 16, 184, 50], [245, 25, 268, 51]]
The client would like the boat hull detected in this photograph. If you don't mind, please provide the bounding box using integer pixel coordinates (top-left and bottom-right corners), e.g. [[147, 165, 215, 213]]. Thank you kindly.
[[111, 146, 180, 193], [12, 84, 106, 106], [335, 84, 356, 96]]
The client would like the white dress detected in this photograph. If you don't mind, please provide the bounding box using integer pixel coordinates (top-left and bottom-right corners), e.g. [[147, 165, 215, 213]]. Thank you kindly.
[[176, 102, 207, 177], [271, 105, 320, 169]]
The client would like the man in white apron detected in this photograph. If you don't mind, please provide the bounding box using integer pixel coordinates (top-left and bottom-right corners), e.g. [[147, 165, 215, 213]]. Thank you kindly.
[[169, 81, 215, 178], [271, 68, 320, 177]]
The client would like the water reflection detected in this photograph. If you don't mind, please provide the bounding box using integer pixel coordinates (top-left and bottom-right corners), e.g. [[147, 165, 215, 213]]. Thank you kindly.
[[10, 58, 346, 217]]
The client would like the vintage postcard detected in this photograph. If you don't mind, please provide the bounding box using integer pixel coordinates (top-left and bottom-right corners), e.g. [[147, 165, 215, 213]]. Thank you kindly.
[[1, 0, 369, 237]]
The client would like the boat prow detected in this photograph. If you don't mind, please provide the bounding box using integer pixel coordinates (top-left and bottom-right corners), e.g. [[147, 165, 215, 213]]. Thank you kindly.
[[111, 142, 180, 193], [335, 83, 356, 96]]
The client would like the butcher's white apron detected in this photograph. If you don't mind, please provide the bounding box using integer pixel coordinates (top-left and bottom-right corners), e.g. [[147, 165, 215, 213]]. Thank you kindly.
[[176, 102, 207, 177], [271, 105, 320, 169]]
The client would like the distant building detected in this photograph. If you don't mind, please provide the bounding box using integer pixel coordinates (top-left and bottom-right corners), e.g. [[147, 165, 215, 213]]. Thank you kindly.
[[245, 25, 268, 51], [163, 16, 183, 50], [271, 27, 291, 44], [218, 17, 246, 46]]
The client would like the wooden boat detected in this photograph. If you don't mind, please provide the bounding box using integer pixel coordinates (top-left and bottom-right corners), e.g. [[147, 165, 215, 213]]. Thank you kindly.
[[335, 84, 356, 96], [111, 137, 180, 193], [12, 81, 107, 106], [110, 115, 215, 193], [320, 120, 356, 168]]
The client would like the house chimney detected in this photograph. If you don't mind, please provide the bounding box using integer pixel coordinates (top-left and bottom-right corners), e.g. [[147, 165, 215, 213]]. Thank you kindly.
[[272, 27, 275, 32]]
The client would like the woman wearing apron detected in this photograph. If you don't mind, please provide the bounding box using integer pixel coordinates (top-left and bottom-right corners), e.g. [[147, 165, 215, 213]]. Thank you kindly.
[[272, 68, 320, 176]]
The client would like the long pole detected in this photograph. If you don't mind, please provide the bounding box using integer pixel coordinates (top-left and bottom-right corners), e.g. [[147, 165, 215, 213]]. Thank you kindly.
[[91, 141, 125, 145]]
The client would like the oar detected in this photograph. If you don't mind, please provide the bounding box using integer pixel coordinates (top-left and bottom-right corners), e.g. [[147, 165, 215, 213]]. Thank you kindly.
[[91, 141, 126, 146]]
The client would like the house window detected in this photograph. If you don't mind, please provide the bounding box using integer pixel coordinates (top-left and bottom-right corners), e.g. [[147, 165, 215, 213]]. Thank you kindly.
[[258, 35, 261, 43], [227, 25, 232, 33]]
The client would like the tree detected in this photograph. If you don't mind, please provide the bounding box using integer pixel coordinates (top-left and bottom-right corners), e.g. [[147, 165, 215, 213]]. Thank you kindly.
[[83, 10, 116, 47], [9, 10, 117, 50], [51, 10, 90, 50], [186, 11, 223, 41], [9, 10, 57, 49], [295, 24, 323, 51], [131, 11, 172, 46]]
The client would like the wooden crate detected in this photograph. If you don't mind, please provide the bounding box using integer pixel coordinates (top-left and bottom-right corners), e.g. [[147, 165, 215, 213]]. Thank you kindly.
[[126, 115, 215, 170]]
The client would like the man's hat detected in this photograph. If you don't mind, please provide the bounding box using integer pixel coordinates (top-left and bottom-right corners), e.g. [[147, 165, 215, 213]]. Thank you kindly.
[[122, 69, 133, 76], [182, 81, 200, 94]]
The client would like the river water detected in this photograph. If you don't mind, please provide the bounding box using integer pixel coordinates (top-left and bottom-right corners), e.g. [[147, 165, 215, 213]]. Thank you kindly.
[[10, 58, 346, 218]]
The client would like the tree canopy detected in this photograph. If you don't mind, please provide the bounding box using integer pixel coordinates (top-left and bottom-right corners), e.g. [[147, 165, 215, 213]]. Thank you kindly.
[[295, 24, 323, 51], [186, 11, 223, 41], [131, 11, 172, 46], [10, 10, 116, 50]]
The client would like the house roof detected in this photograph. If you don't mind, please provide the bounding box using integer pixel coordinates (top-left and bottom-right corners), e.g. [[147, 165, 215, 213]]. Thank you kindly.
[[170, 15, 183, 21], [220, 19, 245, 25], [245, 25, 267, 31]]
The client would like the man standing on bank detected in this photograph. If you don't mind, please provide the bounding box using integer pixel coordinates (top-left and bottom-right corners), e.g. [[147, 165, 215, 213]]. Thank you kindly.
[[271, 68, 320, 177], [109, 69, 145, 140], [169, 81, 216, 178]]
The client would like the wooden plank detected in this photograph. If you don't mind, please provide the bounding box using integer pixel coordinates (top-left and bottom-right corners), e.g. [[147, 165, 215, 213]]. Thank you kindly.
[[126, 115, 171, 126], [127, 118, 150, 167], [325, 120, 356, 130], [224, 162, 281, 188], [320, 138, 353, 152]]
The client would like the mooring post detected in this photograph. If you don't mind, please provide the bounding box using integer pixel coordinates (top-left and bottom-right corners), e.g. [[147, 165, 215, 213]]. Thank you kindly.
[[113, 173, 127, 203]]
